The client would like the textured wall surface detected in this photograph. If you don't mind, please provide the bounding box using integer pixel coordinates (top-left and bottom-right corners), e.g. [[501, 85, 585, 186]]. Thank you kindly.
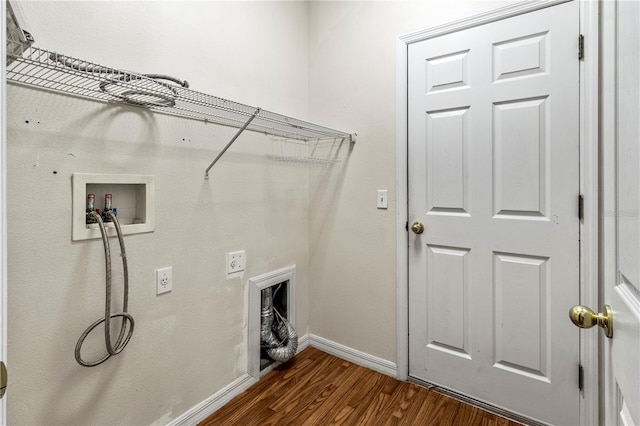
[[8, 1, 310, 425]]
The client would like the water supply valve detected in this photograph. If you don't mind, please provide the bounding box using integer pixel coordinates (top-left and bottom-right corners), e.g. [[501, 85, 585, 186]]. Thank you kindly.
[[85, 194, 96, 224], [102, 194, 113, 222]]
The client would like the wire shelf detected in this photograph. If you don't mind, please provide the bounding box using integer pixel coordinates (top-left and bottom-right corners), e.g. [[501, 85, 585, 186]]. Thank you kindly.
[[6, 43, 355, 143], [270, 137, 344, 164]]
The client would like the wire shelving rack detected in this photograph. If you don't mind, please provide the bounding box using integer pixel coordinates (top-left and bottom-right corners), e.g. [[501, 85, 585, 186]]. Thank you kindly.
[[6, 43, 355, 178]]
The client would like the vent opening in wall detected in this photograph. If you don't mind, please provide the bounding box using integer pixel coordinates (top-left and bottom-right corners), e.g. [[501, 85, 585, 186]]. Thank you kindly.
[[249, 266, 297, 379]]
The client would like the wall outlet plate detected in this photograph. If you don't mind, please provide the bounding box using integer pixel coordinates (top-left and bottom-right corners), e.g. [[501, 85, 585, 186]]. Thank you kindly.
[[156, 267, 172, 295], [227, 251, 246, 274]]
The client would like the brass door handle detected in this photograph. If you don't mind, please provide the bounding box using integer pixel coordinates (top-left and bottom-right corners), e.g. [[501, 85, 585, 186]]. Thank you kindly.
[[0, 361, 6, 398], [411, 221, 424, 234], [569, 304, 613, 338]]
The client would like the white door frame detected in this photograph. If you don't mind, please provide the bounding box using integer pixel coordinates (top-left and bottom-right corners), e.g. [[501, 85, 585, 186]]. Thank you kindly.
[[395, 1, 599, 424], [1, 0, 8, 423]]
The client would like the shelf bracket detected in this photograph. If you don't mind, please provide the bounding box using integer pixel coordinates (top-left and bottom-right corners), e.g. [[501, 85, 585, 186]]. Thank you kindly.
[[205, 107, 261, 179]]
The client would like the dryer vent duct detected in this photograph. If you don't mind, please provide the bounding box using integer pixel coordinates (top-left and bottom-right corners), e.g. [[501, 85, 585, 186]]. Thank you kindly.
[[261, 286, 297, 362]]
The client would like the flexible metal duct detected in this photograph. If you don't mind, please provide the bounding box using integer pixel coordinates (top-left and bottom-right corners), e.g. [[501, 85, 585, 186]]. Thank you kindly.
[[261, 286, 298, 363], [260, 287, 280, 347], [266, 311, 298, 362]]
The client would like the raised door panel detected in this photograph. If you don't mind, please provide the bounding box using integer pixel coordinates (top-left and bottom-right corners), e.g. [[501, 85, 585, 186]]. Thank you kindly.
[[426, 108, 469, 214], [426, 50, 470, 93], [426, 245, 470, 358], [493, 252, 549, 381], [493, 97, 549, 219], [493, 32, 549, 82]]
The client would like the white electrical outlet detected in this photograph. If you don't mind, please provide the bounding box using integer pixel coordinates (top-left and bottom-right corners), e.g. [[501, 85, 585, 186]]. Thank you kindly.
[[227, 251, 246, 274], [156, 267, 172, 295]]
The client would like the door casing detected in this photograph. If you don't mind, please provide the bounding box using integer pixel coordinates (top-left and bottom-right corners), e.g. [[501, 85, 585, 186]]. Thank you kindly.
[[1, 1, 8, 423], [395, 1, 599, 424]]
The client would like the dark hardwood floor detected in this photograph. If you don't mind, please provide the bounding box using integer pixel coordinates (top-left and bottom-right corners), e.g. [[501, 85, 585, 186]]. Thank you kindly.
[[200, 347, 522, 425]]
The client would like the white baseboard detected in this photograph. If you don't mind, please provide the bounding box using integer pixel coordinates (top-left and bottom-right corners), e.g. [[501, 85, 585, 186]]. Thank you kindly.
[[308, 334, 397, 378], [167, 374, 257, 426], [297, 333, 310, 352], [170, 334, 309, 425], [168, 333, 394, 426]]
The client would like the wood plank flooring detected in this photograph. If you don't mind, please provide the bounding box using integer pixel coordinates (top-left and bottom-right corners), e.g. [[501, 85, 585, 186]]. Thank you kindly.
[[199, 347, 522, 426]]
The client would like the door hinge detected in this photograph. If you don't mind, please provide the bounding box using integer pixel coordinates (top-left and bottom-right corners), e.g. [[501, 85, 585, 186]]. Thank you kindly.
[[578, 194, 584, 221], [578, 34, 585, 60], [578, 364, 584, 391]]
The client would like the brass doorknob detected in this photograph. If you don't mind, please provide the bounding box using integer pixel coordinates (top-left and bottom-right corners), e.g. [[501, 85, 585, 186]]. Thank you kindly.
[[411, 221, 424, 234], [0, 361, 6, 398], [569, 304, 613, 338]]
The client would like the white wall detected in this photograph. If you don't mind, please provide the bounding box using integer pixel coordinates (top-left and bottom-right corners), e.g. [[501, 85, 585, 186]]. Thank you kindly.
[[12, 0, 310, 115], [7, 1, 310, 425], [5, 1, 528, 424], [307, 0, 518, 363]]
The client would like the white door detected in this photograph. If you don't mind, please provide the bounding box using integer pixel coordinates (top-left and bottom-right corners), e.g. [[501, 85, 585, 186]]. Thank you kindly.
[[408, 2, 580, 424], [602, 0, 640, 424]]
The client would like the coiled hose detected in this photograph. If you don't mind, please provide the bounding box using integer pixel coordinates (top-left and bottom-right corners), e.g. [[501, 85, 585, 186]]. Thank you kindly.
[[75, 211, 134, 367], [49, 53, 189, 108]]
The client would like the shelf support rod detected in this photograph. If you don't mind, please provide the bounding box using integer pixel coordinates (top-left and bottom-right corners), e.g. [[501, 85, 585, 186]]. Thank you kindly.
[[205, 107, 261, 179]]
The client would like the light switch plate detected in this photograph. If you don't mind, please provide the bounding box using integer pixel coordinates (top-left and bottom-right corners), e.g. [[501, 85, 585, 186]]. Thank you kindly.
[[377, 190, 388, 209]]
